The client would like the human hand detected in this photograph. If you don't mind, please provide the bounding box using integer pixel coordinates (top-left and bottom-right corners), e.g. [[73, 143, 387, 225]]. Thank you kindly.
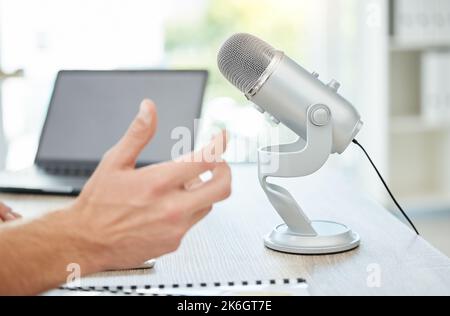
[[0, 202, 21, 223], [67, 99, 231, 272]]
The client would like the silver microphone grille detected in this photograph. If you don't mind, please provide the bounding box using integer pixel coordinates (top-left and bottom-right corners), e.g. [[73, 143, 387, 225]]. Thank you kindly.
[[217, 33, 277, 94]]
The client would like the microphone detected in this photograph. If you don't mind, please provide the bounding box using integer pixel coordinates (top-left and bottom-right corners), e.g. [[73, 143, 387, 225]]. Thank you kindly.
[[218, 33, 363, 154], [217, 33, 419, 254], [217, 33, 364, 255]]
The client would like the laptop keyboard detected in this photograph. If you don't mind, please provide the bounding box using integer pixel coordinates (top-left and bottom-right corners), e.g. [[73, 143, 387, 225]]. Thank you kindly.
[[42, 166, 94, 177]]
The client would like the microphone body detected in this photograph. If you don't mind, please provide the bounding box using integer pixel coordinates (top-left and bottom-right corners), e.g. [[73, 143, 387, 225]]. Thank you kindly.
[[218, 33, 363, 154], [249, 53, 362, 154]]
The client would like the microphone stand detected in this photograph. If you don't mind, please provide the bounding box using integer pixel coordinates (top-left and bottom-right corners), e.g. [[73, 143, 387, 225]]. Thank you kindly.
[[258, 105, 360, 255]]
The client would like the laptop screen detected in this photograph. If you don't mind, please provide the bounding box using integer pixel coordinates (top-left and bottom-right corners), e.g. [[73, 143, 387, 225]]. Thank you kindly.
[[36, 70, 207, 167]]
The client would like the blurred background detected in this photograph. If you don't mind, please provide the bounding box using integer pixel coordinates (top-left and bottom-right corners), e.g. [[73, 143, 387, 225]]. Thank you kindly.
[[0, 0, 449, 255]]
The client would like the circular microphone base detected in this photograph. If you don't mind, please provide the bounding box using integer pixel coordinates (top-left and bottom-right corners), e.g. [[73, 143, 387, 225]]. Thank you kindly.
[[264, 221, 360, 255]]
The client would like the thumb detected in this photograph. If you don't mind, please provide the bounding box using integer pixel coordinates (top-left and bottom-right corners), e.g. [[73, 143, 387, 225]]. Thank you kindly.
[[106, 99, 158, 168]]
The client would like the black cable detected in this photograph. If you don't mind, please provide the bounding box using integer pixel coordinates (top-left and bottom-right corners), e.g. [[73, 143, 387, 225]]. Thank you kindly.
[[352, 139, 420, 235]]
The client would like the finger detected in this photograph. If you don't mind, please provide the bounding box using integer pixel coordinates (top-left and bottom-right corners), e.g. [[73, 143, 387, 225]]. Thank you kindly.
[[185, 130, 228, 164], [11, 211, 22, 219], [0, 203, 11, 215], [175, 162, 232, 213], [184, 177, 204, 191], [0, 202, 9, 210], [0, 205, 15, 222], [104, 99, 158, 168], [139, 130, 228, 189]]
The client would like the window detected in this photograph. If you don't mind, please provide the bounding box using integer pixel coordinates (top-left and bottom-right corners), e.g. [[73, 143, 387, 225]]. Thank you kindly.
[[0, 0, 165, 168], [0, 0, 386, 178]]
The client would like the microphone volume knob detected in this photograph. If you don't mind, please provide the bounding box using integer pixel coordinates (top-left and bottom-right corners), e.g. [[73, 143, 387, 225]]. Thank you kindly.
[[328, 79, 341, 92]]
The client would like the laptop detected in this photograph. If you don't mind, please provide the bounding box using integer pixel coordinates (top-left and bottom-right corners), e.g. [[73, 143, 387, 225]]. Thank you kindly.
[[0, 70, 208, 196]]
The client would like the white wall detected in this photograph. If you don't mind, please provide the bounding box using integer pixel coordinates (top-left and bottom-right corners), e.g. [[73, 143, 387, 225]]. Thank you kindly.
[[310, 0, 389, 200], [0, 2, 6, 169]]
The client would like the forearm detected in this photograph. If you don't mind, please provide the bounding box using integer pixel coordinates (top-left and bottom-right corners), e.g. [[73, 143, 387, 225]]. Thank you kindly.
[[0, 208, 103, 295]]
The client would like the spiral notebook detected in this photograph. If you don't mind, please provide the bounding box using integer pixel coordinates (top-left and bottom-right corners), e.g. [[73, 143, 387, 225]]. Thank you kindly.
[[52, 278, 309, 296]]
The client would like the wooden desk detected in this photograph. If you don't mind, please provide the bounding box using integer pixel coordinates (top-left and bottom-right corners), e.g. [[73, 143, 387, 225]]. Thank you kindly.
[[2, 164, 450, 296]]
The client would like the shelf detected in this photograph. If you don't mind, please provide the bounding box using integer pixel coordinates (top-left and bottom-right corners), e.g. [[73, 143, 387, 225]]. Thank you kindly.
[[390, 39, 450, 52], [390, 116, 450, 134], [388, 127, 450, 213], [0, 69, 24, 81]]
